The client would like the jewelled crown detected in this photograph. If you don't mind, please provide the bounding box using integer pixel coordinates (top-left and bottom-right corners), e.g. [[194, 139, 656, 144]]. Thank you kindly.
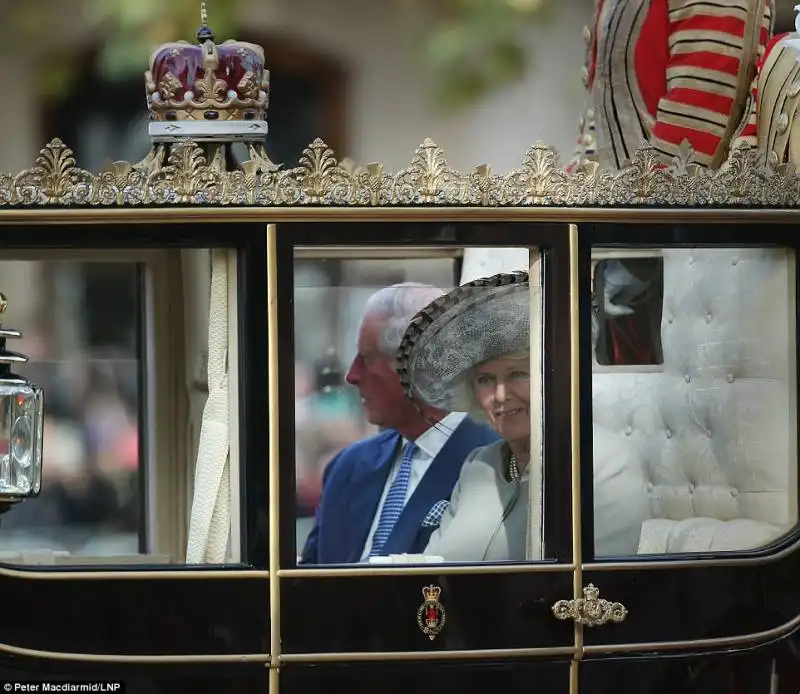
[[144, 2, 270, 142], [422, 585, 441, 602]]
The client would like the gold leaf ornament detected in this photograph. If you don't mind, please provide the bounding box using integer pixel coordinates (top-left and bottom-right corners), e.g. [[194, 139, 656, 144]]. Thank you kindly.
[[0, 136, 796, 208]]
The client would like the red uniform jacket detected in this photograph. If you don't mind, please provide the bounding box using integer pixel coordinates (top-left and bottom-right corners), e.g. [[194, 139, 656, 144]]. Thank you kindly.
[[572, 0, 773, 170]]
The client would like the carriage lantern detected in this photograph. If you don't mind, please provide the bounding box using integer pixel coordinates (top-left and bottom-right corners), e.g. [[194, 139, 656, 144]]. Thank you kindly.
[[0, 293, 43, 515]]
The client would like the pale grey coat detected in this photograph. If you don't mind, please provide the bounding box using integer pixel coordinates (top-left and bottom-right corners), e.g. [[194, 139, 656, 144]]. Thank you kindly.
[[424, 440, 529, 562], [424, 426, 651, 563]]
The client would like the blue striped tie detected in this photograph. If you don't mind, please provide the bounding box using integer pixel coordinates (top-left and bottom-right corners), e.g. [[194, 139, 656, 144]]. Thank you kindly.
[[368, 441, 417, 557]]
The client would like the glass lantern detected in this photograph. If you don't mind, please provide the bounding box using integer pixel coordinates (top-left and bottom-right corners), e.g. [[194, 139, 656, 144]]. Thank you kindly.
[[0, 293, 44, 516]]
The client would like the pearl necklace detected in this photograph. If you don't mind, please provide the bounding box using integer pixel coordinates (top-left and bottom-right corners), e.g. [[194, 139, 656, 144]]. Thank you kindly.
[[507, 454, 521, 483]]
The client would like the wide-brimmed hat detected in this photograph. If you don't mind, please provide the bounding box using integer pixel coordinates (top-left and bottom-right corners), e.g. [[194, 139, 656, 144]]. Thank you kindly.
[[396, 271, 530, 413]]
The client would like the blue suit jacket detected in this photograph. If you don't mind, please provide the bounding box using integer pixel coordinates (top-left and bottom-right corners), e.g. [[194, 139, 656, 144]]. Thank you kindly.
[[300, 417, 498, 564]]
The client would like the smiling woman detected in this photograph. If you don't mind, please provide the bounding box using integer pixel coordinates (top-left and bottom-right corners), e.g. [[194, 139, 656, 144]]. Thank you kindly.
[[396, 272, 535, 563], [472, 350, 531, 470]]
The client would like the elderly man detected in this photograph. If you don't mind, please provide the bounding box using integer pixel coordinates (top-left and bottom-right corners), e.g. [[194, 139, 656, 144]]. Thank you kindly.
[[300, 282, 498, 565]]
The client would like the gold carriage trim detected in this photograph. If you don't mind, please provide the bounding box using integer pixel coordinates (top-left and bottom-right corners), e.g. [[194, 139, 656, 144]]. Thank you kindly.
[[552, 584, 628, 628], [0, 136, 796, 207]]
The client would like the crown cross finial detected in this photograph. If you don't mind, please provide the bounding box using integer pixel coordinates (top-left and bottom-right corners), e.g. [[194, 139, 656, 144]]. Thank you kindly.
[[196, 2, 215, 43]]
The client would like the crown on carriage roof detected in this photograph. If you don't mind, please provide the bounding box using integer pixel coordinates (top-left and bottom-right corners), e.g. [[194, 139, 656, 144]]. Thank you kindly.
[[144, 2, 270, 142]]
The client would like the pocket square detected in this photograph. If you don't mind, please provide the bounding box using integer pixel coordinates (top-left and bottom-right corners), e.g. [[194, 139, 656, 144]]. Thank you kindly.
[[422, 500, 449, 528]]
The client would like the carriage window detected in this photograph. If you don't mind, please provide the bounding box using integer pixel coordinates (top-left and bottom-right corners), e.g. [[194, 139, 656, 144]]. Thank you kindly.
[[0, 250, 241, 567], [294, 247, 548, 566], [592, 247, 798, 558], [0, 260, 144, 562]]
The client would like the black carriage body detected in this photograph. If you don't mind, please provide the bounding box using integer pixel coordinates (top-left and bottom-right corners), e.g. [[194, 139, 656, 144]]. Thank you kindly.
[[0, 138, 797, 694]]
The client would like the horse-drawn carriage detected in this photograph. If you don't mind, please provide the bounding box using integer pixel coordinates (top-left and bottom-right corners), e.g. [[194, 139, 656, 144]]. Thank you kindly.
[[0, 2, 799, 692]]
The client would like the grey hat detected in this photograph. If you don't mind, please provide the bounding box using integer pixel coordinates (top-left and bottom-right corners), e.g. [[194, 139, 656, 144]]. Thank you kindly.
[[396, 271, 530, 413]]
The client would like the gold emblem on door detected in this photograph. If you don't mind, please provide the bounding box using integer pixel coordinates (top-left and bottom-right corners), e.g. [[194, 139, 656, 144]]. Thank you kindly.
[[417, 585, 447, 640], [552, 584, 627, 627]]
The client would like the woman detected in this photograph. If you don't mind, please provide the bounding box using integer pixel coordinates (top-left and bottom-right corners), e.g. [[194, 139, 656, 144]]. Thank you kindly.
[[396, 271, 534, 562], [396, 271, 649, 562]]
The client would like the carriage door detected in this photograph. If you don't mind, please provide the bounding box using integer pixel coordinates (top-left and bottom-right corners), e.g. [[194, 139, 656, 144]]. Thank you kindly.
[[575, 221, 800, 694], [0, 220, 271, 692], [272, 220, 580, 694]]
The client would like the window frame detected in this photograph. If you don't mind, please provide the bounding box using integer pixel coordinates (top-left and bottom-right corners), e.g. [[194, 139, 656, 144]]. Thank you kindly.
[[581, 222, 800, 569], [276, 222, 575, 575], [0, 248, 176, 563], [0, 227, 264, 571]]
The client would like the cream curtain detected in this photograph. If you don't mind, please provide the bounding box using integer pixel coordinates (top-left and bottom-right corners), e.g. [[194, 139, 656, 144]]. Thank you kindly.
[[185, 248, 231, 563]]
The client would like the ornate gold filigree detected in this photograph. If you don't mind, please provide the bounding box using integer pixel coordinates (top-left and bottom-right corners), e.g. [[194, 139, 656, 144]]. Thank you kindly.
[[145, 64, 268, 122], [552, 584, 627, 628], [157, 73, 183, 101], [194, 69, 228, 102], [237, 71, 260, 100], [0, 136, 797, 207]]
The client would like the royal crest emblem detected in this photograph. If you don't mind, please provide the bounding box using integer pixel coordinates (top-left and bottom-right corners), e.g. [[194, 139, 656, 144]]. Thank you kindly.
[[416, 584, 447, 641]]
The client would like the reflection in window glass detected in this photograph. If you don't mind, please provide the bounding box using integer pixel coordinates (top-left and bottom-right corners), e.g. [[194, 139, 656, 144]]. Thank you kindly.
[[592, 256, 664, 366], [295, 250, 544, 566], [592, 247, 798, 557], [0, 261, 142, 560]]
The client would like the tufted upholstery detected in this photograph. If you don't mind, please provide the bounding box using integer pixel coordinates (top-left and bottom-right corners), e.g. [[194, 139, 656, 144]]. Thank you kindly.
[[592, 248, 798, 555]]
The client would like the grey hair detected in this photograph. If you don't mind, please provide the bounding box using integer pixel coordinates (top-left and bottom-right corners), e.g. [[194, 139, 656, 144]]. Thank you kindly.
[[363, 282, 446, 356]]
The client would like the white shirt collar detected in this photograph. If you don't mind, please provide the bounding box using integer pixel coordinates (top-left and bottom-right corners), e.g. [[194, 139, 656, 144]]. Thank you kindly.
[[406, 412, 467, 459]]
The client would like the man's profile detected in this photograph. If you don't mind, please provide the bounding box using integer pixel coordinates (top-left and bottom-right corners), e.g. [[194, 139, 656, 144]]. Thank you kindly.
[[300, 282, 498, 565]]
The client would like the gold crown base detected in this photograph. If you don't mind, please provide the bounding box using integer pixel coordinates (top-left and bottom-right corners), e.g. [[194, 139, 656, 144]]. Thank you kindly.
[[149, 104, 267, 123]]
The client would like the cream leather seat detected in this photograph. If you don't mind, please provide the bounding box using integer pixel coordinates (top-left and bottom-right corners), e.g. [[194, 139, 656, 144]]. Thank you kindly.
[[593, 248, 797, 554]]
